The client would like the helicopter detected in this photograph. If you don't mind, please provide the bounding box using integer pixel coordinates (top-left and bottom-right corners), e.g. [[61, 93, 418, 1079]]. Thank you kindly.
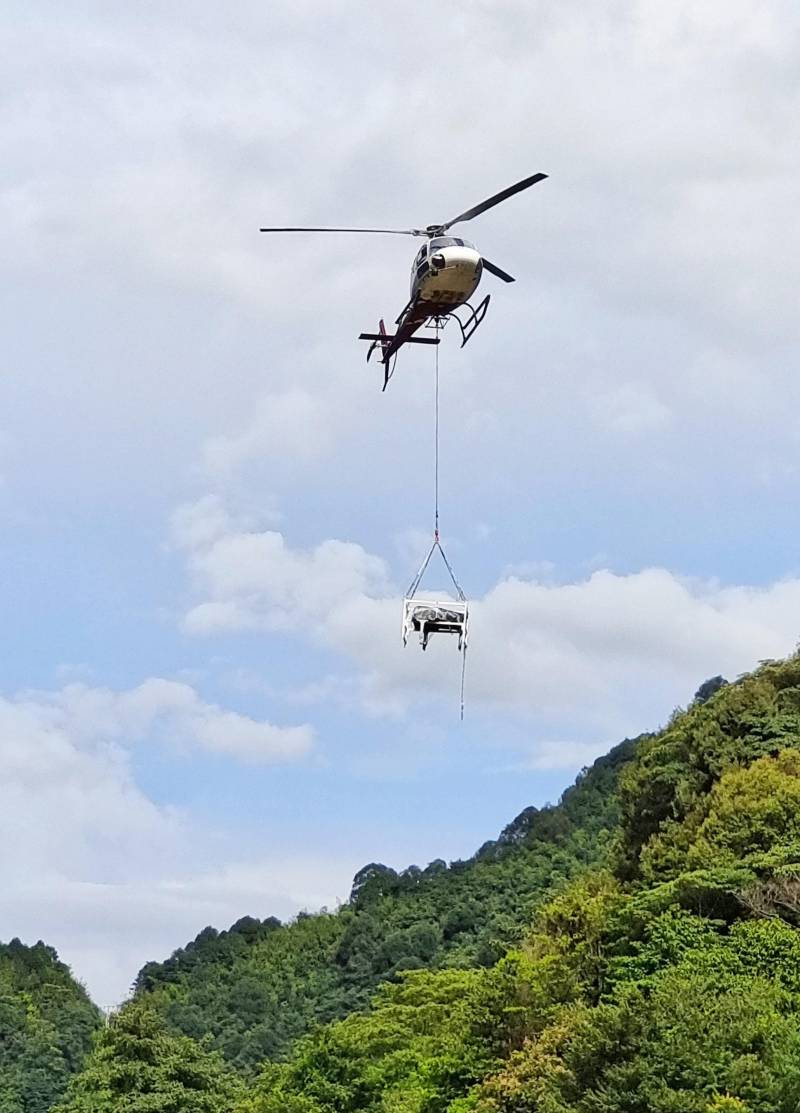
[[260, 171, 547, 389]]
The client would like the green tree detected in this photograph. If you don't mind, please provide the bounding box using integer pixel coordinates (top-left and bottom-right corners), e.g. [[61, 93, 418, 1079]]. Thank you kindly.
[[0, 939, 101, 1113], [54, 1002, 240, 1113], [618, 656, 800, 879], [687, 750, 800, 869], [135, 738, 633, 1069], [246, 969, 497, 1113], [474, 970, 800, 1113]]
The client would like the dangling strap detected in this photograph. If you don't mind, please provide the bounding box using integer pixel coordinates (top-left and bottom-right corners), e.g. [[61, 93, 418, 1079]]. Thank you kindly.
[[460, 643, 467, 722]]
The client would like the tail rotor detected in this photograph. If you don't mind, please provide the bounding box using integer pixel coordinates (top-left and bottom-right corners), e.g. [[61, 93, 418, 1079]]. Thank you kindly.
[[365, 318, 390, 365]]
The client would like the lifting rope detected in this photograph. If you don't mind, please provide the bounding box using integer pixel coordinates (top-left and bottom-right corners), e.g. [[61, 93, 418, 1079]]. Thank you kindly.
[[434, 316, 439, 541], [403, 318, 468, 719], [404, 320, 466, 602]]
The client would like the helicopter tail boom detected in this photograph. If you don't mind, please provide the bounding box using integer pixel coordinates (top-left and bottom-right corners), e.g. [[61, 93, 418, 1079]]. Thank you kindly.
[[360, 318, 440, 390], [359, 320, 440, 369]]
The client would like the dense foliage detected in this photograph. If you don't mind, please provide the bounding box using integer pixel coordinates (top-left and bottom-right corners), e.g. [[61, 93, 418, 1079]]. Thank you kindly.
[[53, 1002, 241, 1113], [23, 653, 800, 1111], [0, 939, 101, 1113], [232, 655, 800, 1111], [132, 737, 633, 1069]]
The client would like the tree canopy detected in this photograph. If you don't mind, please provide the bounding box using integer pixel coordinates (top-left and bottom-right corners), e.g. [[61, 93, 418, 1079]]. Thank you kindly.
[[53, 1002, 241, 1113], [17, 653, 800, 1112], [0, 938, 101, 1113]]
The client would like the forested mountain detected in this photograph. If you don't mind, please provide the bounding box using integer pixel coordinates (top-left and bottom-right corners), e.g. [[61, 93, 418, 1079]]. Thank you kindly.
[[132, 732, 634, 1070], [236, 656, 800, 1112], [14, 654, 800, 1111], [0, 939, 101, 1113]]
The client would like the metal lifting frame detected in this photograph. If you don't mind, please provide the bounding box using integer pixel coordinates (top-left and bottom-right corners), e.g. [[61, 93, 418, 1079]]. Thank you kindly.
[[402, 543, 468, 719]]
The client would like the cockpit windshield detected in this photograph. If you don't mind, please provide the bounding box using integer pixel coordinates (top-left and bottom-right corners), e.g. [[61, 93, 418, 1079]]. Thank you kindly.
[[428, 236, 475, 250]]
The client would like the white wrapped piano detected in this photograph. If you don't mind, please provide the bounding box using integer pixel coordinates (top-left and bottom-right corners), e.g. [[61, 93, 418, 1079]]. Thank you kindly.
[[402, 597, 468, 651]]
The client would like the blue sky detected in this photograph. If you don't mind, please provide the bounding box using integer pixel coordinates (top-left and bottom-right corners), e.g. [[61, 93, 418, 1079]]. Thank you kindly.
[[2, 0, 800, 1005]]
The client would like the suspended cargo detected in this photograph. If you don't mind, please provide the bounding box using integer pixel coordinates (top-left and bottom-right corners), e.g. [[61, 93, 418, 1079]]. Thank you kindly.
[[403, 532, 469, 718], [402, 597, 468, 651]]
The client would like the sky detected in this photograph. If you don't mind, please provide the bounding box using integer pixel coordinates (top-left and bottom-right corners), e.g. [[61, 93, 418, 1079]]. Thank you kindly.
[[2, 0, 800, 1006]]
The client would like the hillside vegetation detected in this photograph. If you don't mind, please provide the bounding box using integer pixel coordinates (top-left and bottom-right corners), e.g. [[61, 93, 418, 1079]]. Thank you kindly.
[[131, 733, 632, 1070], [17, 655, 800, 1111], [232, 657, 800, 1113], [0, 939, 101, 1113]]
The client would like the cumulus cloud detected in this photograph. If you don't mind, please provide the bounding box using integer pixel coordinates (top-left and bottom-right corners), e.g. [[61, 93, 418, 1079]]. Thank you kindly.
[[18, 677, 314, 765], [173, 497, 391, 636], [0, 677, 312, 901], [0, 677, 323, 1004], [0, 694, 177, 884], [203, 389, 333, 477], [175, 499, 800, 734], [170, 493, 239, 550], [4, 0, 800, 522]]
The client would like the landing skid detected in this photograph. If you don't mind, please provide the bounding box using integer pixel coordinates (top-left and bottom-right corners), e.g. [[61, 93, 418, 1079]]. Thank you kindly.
[[358, 293, 490, 392], [437, 294, 491, 348]]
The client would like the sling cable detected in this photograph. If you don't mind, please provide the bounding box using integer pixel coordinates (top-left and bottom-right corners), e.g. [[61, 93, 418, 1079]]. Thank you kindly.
[[401, 321, 469, 719]]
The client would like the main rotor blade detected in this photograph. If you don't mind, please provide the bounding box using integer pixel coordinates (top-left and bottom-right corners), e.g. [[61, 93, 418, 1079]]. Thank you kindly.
[[439, 172, 548, 231], [259, 226, 423, 236], [481, 257, 515, 283]]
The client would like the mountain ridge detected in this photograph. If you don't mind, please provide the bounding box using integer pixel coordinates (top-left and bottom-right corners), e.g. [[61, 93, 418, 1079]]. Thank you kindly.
[[130, 733, 636, 1069], [15, 655, 800, 1111]]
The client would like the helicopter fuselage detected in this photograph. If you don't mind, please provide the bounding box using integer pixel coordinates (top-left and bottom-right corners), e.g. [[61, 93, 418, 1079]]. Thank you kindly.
[[359, 235, 489, 387], [410, 236, 482, 311]]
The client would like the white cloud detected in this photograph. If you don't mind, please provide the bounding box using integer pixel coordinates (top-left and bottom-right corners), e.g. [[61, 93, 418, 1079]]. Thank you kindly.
[[191, 708, 312, 763], [170, 494, 238, 549], [0, 695, 176, 882], [174, 497, 391, 636], [593, 383, 672, 434], [6, 859, 357, 1011], [19, 677, 314, 765], [511, 740, 610, 772], [393, 527, 440, 570], [0, 677, 321, 1004], [175, 501, 800, 734], [5, 1, 799, 358], [203, 389, 332, 477], [3, 0, 800, 520]]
